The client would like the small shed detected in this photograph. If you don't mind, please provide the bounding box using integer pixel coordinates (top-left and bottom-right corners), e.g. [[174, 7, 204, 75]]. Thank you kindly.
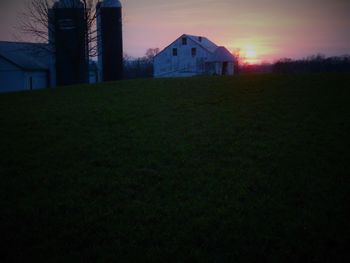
[[206, 47, 235, 76], [0, 42, 51, 93]]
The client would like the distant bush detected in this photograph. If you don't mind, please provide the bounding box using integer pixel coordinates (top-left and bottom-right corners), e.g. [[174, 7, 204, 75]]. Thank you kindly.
[[273, 55, 350, 73]]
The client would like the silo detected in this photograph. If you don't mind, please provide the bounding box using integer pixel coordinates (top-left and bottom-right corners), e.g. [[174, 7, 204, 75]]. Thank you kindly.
[[51, 0, 89, 86], [97, 0, 123, 81]]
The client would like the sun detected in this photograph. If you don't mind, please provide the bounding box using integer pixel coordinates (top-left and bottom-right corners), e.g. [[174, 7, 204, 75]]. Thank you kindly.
[[246, 49, 256, 59], [243, 45, 259, 64], [229, 41, 265, 64]]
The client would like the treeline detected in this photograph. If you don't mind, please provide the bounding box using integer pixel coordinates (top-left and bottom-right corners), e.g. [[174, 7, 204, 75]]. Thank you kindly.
[[237, 55, 350, 74], [123, 58, 153, 79], [239, 63, 273, 74], [273, 55, 350, 73], [123, 48, 159, 79], [122, 52, 350, 78]]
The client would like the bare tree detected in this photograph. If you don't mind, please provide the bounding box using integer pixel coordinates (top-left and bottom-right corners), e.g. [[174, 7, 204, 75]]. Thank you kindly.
[[231, 48, 242, 74], [16, 0, 99, 56], [144, 48, 160, 63]]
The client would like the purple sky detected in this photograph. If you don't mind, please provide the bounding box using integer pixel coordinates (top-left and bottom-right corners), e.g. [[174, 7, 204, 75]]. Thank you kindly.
[[1, 0, 349, 62]]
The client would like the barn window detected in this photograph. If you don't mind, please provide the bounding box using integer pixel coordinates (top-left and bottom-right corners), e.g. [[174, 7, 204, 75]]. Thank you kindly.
[[172, 48, 178, 56], [191, 48, 197, 57], [182, 37, 187, 45]]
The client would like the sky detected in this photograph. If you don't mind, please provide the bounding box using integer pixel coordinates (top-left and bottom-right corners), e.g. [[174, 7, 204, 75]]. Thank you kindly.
[[1, 0, 350, 63]]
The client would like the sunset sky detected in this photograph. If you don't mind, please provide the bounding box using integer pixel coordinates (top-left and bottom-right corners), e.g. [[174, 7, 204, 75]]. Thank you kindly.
[[1, 0, 349, 63]]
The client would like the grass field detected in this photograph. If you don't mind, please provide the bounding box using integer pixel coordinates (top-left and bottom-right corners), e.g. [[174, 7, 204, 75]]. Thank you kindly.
[[1, 74, 349, 262]]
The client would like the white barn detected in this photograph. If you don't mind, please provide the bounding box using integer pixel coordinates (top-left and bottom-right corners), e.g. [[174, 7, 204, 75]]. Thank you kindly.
[[0, 42, 52, 93], [154, 34, 235, 78]]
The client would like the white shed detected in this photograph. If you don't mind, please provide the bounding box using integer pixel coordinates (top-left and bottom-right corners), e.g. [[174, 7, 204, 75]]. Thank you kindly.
[[154, 34, 235, 78], [206, 47, 235, 76], [0, 42, 51, 93]]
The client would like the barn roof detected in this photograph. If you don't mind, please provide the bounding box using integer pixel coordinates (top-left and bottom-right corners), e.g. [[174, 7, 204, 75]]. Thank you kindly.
[[208, 46, 235, 62], [186, 34, 218, 53], [0, 42, 51, 71]]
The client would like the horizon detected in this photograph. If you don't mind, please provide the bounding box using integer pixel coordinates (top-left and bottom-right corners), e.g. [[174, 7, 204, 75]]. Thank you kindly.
[[0, 0, 349, 64]]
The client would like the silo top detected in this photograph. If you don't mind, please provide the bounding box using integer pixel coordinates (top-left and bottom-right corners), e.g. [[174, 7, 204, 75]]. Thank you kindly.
[[100, 0, 122, 8], [53, 0, 84, 8]]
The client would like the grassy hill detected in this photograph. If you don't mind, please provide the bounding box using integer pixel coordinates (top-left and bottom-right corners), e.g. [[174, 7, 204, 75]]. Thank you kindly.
[[1, 74, 349, 262]]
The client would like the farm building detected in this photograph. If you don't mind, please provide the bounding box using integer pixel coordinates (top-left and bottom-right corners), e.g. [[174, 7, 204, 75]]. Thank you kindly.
[[0, 41, 99, 93], [154, 34, 235, 78], [0, 42, 53, 93]]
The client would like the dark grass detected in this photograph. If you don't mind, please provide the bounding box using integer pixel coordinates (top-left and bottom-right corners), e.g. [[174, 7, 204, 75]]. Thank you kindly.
[[0, 74, 349, 262]]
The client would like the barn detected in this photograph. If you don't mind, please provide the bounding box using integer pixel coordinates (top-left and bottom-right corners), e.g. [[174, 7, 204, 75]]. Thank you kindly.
[[154, 34, 235, 78], [0, 42, 52, 93]]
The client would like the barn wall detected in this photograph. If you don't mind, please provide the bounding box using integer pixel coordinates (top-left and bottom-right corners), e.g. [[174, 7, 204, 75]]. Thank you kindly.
[[0, 57, 26, 92], [154, 36, 212, 78], [49, 56, 56, 88], [25, 72, 48, 90]]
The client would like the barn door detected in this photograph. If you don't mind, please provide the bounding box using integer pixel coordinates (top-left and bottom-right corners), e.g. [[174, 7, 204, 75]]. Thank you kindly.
[[222, 62, 228, 75], [29, 77, 33, 90]]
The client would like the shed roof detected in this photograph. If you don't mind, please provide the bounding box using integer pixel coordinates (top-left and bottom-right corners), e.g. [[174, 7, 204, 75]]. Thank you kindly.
[[0, 42, 51, 71], [208, 46, 235, 62]]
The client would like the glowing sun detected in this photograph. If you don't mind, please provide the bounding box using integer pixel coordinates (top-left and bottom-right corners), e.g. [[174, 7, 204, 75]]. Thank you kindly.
[[243, 45, 259, 64]]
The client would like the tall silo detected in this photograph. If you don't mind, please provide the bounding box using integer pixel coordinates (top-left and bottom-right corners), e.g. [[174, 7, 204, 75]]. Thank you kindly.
[[50, 0, 89, 86], [97, 0, 123, 81]]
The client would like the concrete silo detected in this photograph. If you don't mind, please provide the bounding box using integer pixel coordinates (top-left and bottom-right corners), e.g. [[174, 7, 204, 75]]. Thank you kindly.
[[97, 0, 123, 81], [50, 0, 89, 86]]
